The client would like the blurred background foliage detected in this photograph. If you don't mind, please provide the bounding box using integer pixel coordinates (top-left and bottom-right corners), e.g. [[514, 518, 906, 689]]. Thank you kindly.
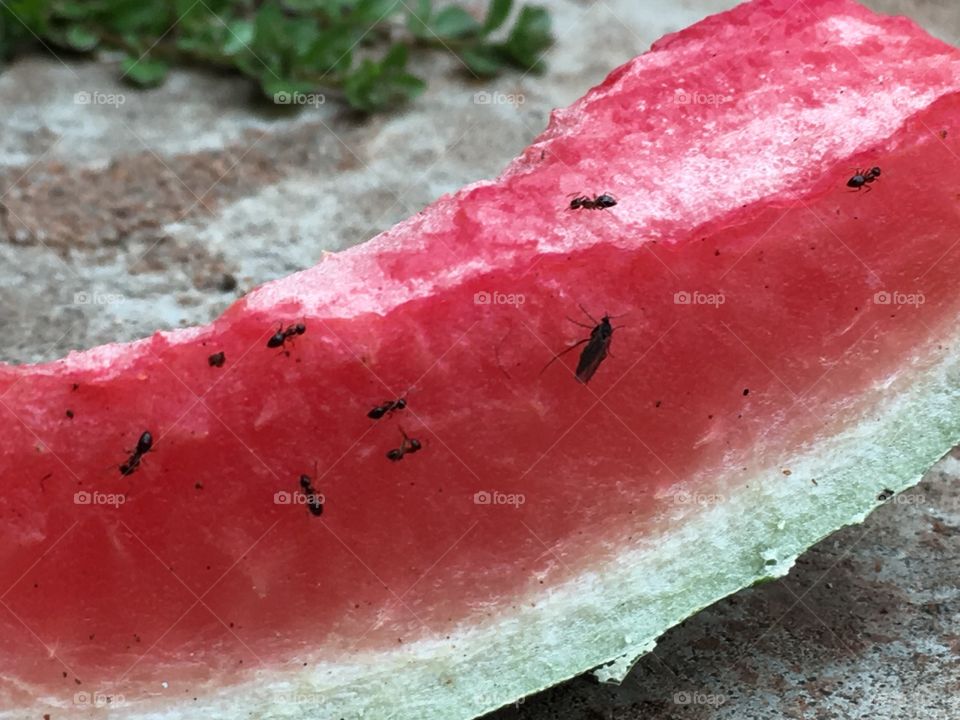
[[0, 0, 553, 112]]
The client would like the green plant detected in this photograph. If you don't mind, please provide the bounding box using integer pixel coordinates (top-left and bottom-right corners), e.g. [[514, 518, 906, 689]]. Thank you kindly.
[[0, 0, 552, 113]]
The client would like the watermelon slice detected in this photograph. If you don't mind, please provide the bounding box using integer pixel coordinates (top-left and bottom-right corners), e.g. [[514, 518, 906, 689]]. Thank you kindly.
[[3, 0, 960, 717]]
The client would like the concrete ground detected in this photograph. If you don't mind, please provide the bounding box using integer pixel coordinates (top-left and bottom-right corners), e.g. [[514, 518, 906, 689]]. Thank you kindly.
[[0, 0, 957, 718]]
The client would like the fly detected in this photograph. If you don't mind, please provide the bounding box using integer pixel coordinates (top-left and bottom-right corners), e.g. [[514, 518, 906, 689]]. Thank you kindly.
[[541, 306, 623, 384]]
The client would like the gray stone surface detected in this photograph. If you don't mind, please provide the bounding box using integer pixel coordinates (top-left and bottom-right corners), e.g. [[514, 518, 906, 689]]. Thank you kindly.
[[0, 1, 957, 718]]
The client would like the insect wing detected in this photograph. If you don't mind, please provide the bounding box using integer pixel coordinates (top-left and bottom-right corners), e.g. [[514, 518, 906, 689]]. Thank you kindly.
[[575, 335, 611, 383]]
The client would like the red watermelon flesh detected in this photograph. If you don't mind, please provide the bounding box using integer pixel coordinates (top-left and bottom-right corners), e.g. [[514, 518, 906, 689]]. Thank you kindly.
[[4, 0, 960, 717]]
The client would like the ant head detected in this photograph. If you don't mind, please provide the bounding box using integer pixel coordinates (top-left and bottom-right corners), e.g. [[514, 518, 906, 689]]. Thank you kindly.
[[294, 322, 306, 334], [870, 166, 881, 176]]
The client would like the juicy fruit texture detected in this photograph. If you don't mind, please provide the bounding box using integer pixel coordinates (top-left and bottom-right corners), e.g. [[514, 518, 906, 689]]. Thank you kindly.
[[3, 0, 960, 717]]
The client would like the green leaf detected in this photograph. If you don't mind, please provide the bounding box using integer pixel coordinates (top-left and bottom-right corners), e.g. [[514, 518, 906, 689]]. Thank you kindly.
[[0, 0, 552, 114], [343, 44, 425, 113], [381, 42, 407, 69], [353, 0, 402, 24], [65, 25, 99, 51], [221, 18, 254, 56], [430, 6, 479, 38], [54, 1, 102, 21], [4, 0, 47, 30], [281, 0, 328, 10], [461, 45, 504, 76], [252, 0, 286, 62], [121, 56, 169, 87], [104, 1, 171, 36], [499, 4, 551, 71], [302, 25, 355, 74], [405, 0, 432, 38], [482, 0, 512, 34]]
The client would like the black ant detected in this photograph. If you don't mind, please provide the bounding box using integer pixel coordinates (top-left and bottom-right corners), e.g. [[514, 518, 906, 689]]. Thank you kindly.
[[266, 321, 306, 350], [208, 351, 226, 367], [298, 472, 324, 517], [568, 193, 617, 210], [386, 428, 422, 461], [119, 430, 153, 476], [368, 397, 407, 420], [847, 167, 881, 191], [541, 306, 623, 383]]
